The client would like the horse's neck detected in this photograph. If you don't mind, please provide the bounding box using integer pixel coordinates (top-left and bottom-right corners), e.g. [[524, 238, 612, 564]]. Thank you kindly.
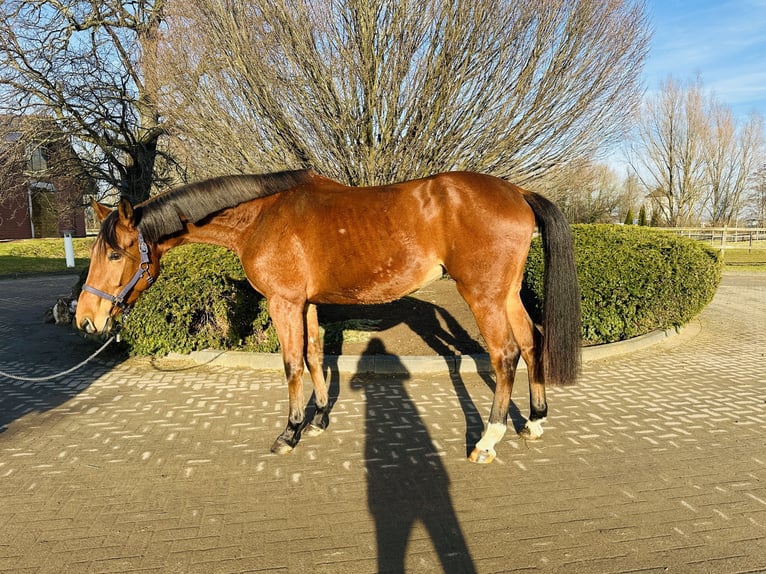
[[156, 202, 262, 256]]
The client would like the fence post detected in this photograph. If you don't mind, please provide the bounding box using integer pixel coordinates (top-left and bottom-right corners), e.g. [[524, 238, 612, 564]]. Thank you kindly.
[[63, 231, 75, 268]]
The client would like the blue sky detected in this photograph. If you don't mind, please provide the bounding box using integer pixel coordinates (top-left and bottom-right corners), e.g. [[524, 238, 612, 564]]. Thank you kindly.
[[644, 0, 766, 118]]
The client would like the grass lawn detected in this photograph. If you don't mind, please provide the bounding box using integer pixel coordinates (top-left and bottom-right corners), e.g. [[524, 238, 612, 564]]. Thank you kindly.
[[718, 248, 766, 268], [0, 237, 92, 276], [712, 240, 766, 272]]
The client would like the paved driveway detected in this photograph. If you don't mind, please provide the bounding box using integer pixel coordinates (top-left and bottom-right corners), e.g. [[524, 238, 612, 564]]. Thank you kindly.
[[0, 273, 764, 573]]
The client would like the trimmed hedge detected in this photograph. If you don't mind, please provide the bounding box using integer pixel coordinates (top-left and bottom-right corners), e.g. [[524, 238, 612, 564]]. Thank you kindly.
[[115, 225, 722, 355], [119, 244, 279, 356], [524, 225, 723, 344]]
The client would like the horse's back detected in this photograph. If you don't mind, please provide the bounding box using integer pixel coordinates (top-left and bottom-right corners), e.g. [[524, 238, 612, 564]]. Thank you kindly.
[[295, 171, 535, 236], [244, 171, 536, 304]]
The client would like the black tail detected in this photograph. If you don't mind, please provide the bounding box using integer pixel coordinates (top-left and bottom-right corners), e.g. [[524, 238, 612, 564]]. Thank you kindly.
[[523, 191, 581, 386]]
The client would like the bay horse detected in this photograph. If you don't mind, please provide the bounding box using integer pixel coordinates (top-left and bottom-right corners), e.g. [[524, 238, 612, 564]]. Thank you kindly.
[[76, 170, 580, 464]]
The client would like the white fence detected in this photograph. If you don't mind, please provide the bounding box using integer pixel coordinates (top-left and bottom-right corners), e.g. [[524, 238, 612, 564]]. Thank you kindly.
[[656, 227, 766, 250]]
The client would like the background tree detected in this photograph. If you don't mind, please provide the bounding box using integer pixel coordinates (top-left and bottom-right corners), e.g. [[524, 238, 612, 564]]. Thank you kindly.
[[703, 102, 763, 225], [631, 77, 708, 226], [0, 0, 171, 204], [638, 204, 647, 226], [631, 76, 764, 226], [534, 160, 629, 223], [619, 171, 644, 224], [748, 165, 766, 226], [160, 0, 650, 186]]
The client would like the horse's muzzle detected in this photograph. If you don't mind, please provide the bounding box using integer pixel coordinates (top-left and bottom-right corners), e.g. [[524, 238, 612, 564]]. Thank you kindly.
[[78, 316, 114, 340]]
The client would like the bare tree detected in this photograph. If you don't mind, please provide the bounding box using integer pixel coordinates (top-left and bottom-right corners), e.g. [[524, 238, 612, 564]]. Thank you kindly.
[[0, 0, 172, 204], [703, 102, 763, 226], [747, 164, 766, 227], [535, 159, 627, 223], [160, 0, 650, 186], [621, 172, 645, 223], [631, 77, 709, 226]]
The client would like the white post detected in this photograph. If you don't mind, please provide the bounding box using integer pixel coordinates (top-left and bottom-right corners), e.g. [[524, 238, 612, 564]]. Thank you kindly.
[[27, 187, 35, 238], [63, 231, 75, 268]]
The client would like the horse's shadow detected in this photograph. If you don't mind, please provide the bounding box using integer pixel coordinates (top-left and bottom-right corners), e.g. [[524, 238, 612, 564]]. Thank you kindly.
[[0, 360, 114, 434], [319, 294, 485, 356]]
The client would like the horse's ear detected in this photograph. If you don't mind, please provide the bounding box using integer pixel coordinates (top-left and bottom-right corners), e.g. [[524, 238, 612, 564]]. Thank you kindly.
[[91, 200, 113, 222], [117, 198, 136, 228]]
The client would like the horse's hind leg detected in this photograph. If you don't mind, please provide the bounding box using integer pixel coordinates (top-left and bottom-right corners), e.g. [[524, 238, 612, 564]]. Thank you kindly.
[[507, 296, 547, 440], [303, 303, 330, 436], [268, 296, 308, 454], [459, 287, 521, 464]]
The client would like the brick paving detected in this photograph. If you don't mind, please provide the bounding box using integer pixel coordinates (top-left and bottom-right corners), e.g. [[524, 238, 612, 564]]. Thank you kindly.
[[0, 272, 764, 573]]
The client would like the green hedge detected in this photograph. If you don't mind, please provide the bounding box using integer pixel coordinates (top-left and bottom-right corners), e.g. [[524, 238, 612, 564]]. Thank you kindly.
[[119, 244, 279, 356], [524, 225, 722, 344], [115, 225, 722, 355]]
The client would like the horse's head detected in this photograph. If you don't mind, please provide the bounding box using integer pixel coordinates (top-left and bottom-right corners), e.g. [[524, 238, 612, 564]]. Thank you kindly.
[[75, 199, 160, 336]]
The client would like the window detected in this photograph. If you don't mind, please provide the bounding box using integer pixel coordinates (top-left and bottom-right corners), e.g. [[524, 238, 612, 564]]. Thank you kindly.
[[28, 146, 48, 172]]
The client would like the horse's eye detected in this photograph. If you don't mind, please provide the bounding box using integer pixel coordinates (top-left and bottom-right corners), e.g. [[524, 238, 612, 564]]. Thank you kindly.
[[108, 251, 122, 261]]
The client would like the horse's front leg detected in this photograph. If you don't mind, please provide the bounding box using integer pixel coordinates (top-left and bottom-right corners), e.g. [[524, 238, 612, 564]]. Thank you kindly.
[[303, 303, 330, 436], [268, 296, 308, 454]]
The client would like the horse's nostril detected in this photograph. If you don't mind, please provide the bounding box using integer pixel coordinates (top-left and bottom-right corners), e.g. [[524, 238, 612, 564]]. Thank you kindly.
[[80, 318, 96, 334]]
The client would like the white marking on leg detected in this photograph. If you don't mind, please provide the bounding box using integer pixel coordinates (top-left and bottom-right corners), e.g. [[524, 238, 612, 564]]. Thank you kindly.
[[475, 422, 507, 453], [522, 418, 546, 440]]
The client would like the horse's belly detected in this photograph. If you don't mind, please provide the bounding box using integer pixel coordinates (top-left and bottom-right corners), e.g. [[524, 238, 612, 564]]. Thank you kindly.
[[309, 262, 444, 305]]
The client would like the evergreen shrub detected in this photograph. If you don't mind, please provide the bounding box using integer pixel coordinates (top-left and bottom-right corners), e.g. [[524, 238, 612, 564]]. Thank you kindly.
[[524, 224, 723, 345], [119, 244, 279, 355]]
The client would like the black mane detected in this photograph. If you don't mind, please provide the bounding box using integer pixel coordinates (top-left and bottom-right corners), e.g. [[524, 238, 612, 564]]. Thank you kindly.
[[83, 169, 311, 250], [99, 170, 313, 249], [136, 169, 313, 243]]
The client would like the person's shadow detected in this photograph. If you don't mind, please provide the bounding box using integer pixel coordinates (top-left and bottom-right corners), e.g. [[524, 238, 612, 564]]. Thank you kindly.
[[350, 338, 477, 573]]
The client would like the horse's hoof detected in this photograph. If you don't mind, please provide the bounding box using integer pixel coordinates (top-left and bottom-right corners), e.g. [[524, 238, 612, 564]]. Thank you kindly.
[[468, 447, 496, 464], [270, 439, 294, 455], [519, 418, 545, 440], [303, 424, 325, 438]]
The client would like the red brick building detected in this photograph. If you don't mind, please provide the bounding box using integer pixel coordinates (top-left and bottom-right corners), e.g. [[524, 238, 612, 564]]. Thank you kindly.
[[1, 116, 93, 240]]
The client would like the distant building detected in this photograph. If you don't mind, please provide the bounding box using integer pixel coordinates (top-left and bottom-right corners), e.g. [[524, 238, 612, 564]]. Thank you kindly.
[[0, 115, 93, 240]]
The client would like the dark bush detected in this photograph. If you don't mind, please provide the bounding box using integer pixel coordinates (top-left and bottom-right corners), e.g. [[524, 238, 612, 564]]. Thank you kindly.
[[524, 225, 723, 345], [119, 244, 279, 356]]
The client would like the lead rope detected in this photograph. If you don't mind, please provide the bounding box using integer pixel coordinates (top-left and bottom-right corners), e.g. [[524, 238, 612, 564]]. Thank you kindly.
[[0, 334, 116, 382]]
